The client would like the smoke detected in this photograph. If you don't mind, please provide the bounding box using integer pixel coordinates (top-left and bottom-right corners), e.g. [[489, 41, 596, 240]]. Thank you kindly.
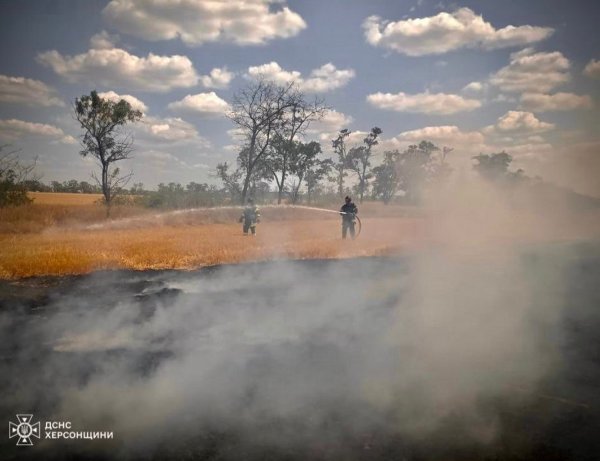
[[1, 174, 599, 460]]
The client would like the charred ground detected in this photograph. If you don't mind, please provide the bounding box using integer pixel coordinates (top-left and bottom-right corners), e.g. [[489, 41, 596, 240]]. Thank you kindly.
[[1, 246, 599, 461]]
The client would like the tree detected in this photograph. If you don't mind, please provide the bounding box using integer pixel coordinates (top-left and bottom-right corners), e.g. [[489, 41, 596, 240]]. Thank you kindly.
[[227, 78, 302, 203], [215, 162, 243, 202], [372, 150, 402, 204], [472, 152, 512, 180], [346, 127, 382, 203], [0, 146, 38, 207], [265, 96, 327, 203], [288, 140, 322, 203], [332, 129, 351, 197], [305, 158, 333, 204], [74, 90, 142, 215], [396, 140, 440, 203]]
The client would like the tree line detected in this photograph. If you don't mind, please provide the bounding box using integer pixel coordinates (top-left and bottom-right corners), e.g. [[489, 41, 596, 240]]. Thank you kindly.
[[1, 81, 537, 210]]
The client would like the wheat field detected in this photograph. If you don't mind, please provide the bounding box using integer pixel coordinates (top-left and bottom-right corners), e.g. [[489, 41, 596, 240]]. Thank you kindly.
[[0, 193, 425, 279]]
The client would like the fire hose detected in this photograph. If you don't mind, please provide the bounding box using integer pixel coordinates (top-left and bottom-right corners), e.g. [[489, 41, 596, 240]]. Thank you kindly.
[[288, 206, 362, 239]]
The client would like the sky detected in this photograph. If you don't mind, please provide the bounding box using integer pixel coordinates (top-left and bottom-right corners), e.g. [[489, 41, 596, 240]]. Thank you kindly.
[[0, 0, 598, 195]]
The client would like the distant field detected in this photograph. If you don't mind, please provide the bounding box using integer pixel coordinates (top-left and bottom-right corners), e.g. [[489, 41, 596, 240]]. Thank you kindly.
[[2, 192, 597, 279], [29, 191, 105, 205], [0, 193, 426, 278]]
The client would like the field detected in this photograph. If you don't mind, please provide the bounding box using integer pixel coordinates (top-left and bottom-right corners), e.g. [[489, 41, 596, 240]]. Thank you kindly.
[[0, 193, 426, 279], [28, 191, 105, 205], [2, 192, 599, 279]]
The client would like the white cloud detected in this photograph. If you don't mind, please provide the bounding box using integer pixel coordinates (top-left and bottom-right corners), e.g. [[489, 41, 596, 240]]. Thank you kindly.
[[0, 118, 75, 144], [367, 91, 481, 115], [461, 81, 485, 94], [200, 67, 234, 89], [483, 111, 554, 136], [363, 8, 553, 56], [306, 109, 354, 141], [246, 62, 355, 93], [390, 125, 485, 146], [98, 91, 148, 113], [168, 92, 230, 117], [102, 0, 306, 46], [489, 48, 570, 93], [139, 116, 205, 143], [492, 94, 517, 103], [137, 150, 204, 169], [311, 110, 353, 132], [37, 47, 199, 92], [519, 92, 593, 112], [0, 74, 64, 107], [490, 142, 554, 160], [89, 30, 119, 49], [583, 59, 600, 79]]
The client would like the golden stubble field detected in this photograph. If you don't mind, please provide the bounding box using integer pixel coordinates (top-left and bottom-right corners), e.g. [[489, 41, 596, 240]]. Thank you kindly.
[[3, 192, 598, 279], [0, 193, 426, 279]]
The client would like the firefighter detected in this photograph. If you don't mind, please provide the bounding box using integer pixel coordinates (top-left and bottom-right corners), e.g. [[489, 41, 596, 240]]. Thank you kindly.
[[340, 195, 358, 239], [239, 198, 260, 236]]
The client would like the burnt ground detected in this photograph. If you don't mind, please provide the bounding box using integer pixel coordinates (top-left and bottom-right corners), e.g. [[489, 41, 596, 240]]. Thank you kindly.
[[0, 243, 599, 461]]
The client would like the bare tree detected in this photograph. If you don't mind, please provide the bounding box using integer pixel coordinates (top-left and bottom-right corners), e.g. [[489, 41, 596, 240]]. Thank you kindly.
[[332, 128, 351, 197], [0, 145, 39, 207], [227, 78, 301, 203], [346, 127, 382, 203], [74, 90, 142, 215], [265, 96, 328, 203]]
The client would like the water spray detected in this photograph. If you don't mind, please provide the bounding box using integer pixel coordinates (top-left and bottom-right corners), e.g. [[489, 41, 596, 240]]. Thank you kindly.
[[289, 205, 362, 239], [81, 204, 362, 238]]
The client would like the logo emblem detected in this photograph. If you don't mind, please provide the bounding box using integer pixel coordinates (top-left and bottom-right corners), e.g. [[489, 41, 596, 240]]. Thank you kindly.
[[9, 414, 41, 446]]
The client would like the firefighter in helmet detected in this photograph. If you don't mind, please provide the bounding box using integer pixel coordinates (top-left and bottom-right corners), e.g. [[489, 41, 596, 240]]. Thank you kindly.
[[340, 195, 358, 239], [239, 198, 260, 236]]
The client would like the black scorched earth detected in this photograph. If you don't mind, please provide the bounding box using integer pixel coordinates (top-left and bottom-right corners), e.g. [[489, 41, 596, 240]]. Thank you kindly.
[[0, 245, 599, 460]]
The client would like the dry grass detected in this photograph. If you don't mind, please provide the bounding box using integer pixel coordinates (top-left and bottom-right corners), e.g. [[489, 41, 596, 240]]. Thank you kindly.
[[0, 193, 426, 279], [4, 192, 595, 279], [29, 192, 105, 205], [0, 218, 425, 279]]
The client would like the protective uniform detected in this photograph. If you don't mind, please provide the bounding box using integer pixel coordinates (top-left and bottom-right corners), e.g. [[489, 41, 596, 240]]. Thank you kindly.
[[239, 202, 260, 235], [340, 197, 358, 239]]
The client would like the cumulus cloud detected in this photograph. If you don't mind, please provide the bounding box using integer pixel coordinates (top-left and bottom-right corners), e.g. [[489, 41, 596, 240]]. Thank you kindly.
[[489, 48, 570, 94], [311, 109, 353, 132], [363, 8, 553, 56], [367, 91, 481, 115], [98, 91, 148, 113], [519, 92, 593, 112], [0, 74, 64, 107], [583, 59, 600, 79], [306, 109, 354, 141], [138, 116, 206, 144], [102, 0, 306, 46], [89, 30, 119, 49], [168, 92, 230, 117], [483, 111, 554, 136], [461, 81, 486, 95], [246, 62, 355, 92], [391, 125, 485, 147], [37, 47, 199, 92], [200, 67, 234, 89], [0, 118, 75, 144]]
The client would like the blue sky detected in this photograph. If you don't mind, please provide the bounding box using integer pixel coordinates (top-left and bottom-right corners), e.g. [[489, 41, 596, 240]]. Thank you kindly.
[[0, 0, 598, 195]]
